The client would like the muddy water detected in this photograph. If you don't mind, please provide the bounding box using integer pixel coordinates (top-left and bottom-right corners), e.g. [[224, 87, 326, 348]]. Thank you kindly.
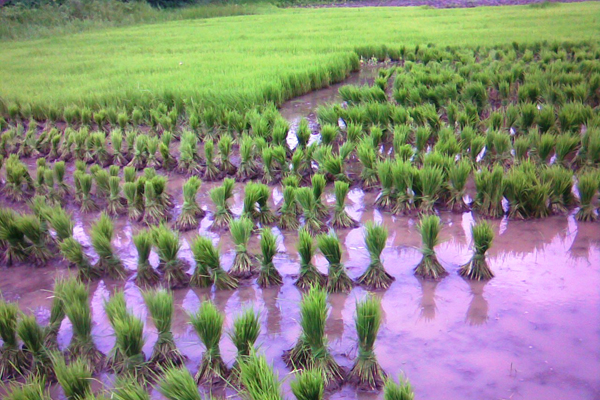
[[1, 180, 599, 400]]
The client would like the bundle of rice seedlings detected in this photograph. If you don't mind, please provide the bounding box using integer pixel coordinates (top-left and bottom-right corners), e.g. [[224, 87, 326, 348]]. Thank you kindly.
[[112, 376, 150, 400], [473, 165, 505, 219], [291, 369, 324, 400], [3, 374, 50, 400], [90, 213, 127, 279], [348, 296, 386, 390], [103, 290, 128, 371], [133, 230, 160, 287], [295, 187, 324, 236], [195, 236, 238, 290], [146, 137, 160, 169], [331, 181, 357, 229], [284, 286, 344, 389], [541, 166, 575, 214], [35, 165, 46, 196], [3, 156, 33, 202], [217, 134, 236, 175], [52, 355, 92, 400], [414, 215, 447, 279], [160, 143, 178, 171], [229, 308, 261, 385], [261, 146, 277, 185], [0, 300, 28, 380], [390, 159, 415, 215], [446, 159, 471, 212], [203, 139, 220, 182], [18, 215, 52, 266], [237, 135, 258, 181], [0, 209, 28, 266], [504, 166, 550, 219], [459, 221, 495, 280], [357, 222, 394, 290], [60, 238, 100, 281], [53, 161, 70, 198], [142, 180, 166, 226], [317, 232, 353, 293], [190, 301, 229, 385], [17, 315, 54, 381], [415, 166, 444, 214], [123, 182, 143, 222], [111, 130, 128, 166], [311, 174, 329, 219], [241, 182, 260, 223], [111, 313, 150, 382], [153, 226, 190, 289], [295, 227, 326, 290], [128, 135, 148, 170], [107, 176, 126, 216], [142, 289, 184, 368], [94, 169, 110, 199], [157, 365, 201, 400], [209, 178, 235, 231], [257, 227, 282, 287], [296, 118, 311, 149], [383, 375, 414, 400], [229, 217, 257, 279], [256, 184, 276, 225], [238, 351, 284, 400], [178, 140, 201, 175], [77, 174, 98, 213], [278, 185, 300, 231], [555, 134, 579, 166], [375, 160, 394, 210], [123, 166, 136, 183], [575, 173, 599, 222], [174, 176, 204, 232], [44, 278, 67, 349]]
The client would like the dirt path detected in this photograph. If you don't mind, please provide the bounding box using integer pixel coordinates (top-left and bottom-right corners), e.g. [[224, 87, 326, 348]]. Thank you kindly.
[[305, 0, 593, 9]]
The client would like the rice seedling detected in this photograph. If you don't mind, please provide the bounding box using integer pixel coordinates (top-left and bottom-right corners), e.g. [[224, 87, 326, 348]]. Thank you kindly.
[[53, 161, 70, 198], [107, 176, 126, 216], [91, 212, 127, 279], [261, 146, 277, 185], [0, 300, 28, 380], [291, 369, 324, 400], [296, 118, 311, 149], [210, 178, 235, 231], [296, 187, 325, 236], [331, 181, 357, 229], [160, 143, 178, 171], [146, 136, 160, 169], [133, 230, 160, 288], [3, 156, 33, 202], [218, 134, 236, 175], [178, 140, 201, 175], [195, 236, 238, 290], [357, 222, 394, 290], [111, 313, 150, 382], [128, 135, 148, 170], [278, 185, 300, 231], [201, 139, 219, 181], [317, 232, 353, 293], [383, 375, 415, 400], [229, 308, 261, 385], [348, 296, 386, 390], [237, 135, 258, 181], [473, 165, 505, 219], [312, 174, 329, 219], [35, 165, 47, 196], [295, 227, 326, 290], [241, 182, 260, 222], [123, 182, 143, 222], [414, 166, 444, 214], [238, 351, 284, 400], [142, 180, 166, 226], [459, 220, 495, 280], [112, 376, 150, 400], [555, 134, 580, 166], [414, 215, 447, 279], [123, 166, 136, 183], [157, 365, 201, 400], [174, 176, 204, 232], [446, 159, 471, 212], [77, 173, 98, 213], [3, 374, 50, 400], [0, 209, 28, 266], [229, 217, 257, 279], [257, 227, 282, 287], [504, 165, 550, 219], [52, 355, 92, 400], [18, 215, 53, 266], [284, 286, 345, 389], [44, 278, 66, 350], [190, 301, 229, 385], [17, 315, 54, 381], [375, 159, 394, 210], [142, 288, 184, 368], [256, 183, 276, 225], [59, 238, 100, 281], [575, 172, 599, 222], [541, 165, 575, 214], [322, 154, 350, 184], [153, 226, 190, 289], [111, 130, 128, 166]]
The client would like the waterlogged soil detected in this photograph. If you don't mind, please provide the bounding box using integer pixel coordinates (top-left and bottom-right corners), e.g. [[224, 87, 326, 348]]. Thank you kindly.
[[307, 0, 590, 9], [1, 183, 600, 399]]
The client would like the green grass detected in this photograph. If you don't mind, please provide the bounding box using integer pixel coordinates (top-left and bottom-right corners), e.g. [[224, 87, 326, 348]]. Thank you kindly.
[[1, 2, 599, 116]]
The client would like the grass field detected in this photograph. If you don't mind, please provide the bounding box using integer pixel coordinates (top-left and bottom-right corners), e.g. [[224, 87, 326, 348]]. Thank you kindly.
[[1, 2, 599, 116]]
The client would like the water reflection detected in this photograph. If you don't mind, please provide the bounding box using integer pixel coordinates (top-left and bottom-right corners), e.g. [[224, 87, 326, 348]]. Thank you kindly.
[[326, 292, 348, 342], [417, 277, 439, 322], [464, 280, 489, 326], [262, 287, 282, 336]]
